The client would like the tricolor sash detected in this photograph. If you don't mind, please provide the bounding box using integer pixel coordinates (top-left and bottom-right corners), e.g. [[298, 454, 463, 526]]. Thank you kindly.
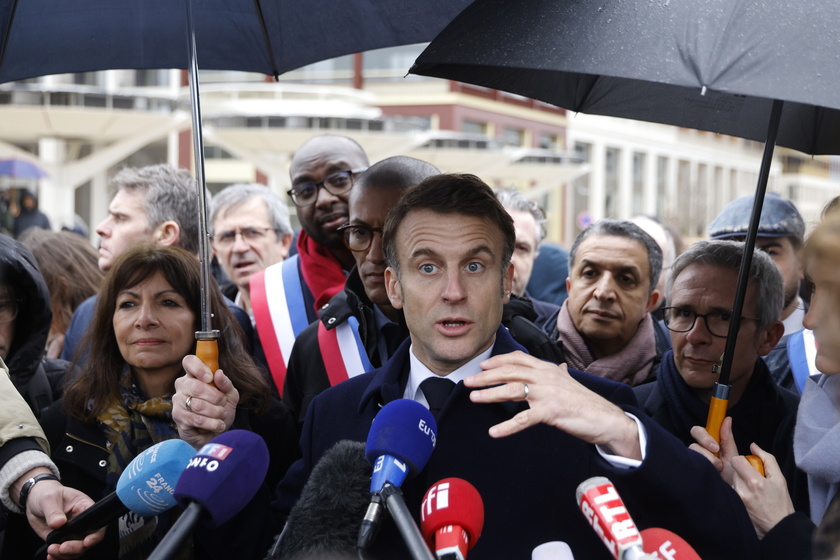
[[251, 256, 311, 395], [787, 328, 818, 393], [318, 316, 374, 387]]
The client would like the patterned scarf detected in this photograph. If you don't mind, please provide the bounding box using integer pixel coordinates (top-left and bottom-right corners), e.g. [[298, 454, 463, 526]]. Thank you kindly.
[[296, 229, 348, 312], [97, 369, 187, 560], [555, 300, 655, 385]]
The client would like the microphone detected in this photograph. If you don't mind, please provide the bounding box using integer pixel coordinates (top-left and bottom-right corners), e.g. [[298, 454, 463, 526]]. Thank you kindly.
[[41, 439, 195, 547], [640, 528, 702, 560], [532, 541, 575, 560], [576, 476, 656, 560], [420, 478, 484, 560], [269, 440, 372, 559], [358, 398, 437, 552], [147, 430, 270, 560]]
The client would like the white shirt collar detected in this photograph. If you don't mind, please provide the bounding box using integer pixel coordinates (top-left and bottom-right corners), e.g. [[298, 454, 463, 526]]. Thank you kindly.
[[781, 297, 805, 336], [403, 344, 494, 406]]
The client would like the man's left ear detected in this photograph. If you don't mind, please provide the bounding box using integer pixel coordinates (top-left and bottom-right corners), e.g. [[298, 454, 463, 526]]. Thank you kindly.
[[645, 289, 661, 313], [503, 262, 514, 303], [385, 267, 404, 310], [154, 221, 181, 248], [758, 321, 785, 356]]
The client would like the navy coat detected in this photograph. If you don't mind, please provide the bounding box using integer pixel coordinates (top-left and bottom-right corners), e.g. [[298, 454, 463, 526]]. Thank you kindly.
[[275, 326, 758, 559]]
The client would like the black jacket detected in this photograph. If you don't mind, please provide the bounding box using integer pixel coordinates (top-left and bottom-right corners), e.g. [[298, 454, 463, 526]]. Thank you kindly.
[[0, 233, 68, 416], [1, 396, 301, 560], [634, 350, 809, 514]]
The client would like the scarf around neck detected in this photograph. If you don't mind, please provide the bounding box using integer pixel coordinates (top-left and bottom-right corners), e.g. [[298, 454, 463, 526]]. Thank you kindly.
[[794, 373, 840, 525], [556, 300, 655, 385], [296, 229, 348, 312], [97, 369, 182, 560]]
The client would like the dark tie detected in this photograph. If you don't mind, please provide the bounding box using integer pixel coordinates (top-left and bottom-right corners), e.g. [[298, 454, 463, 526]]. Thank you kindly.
[[420, 377, 455, 420]]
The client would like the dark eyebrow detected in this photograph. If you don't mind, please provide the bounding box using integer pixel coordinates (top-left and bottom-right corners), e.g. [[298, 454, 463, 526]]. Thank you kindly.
[[758, 241, 784, 250], [466, 245, 496, 259], [615, 265, 641, 277], [347, 219, 373, 227]]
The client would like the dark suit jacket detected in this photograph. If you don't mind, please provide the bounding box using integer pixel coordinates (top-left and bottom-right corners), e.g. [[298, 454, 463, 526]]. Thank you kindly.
[[274, 326, 758, 560]]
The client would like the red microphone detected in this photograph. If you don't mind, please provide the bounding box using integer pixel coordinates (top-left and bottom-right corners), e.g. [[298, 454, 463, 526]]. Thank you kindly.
[[640, 528, 702, 560], [576, 476, 656, 560], [420, 478, 484, 560]]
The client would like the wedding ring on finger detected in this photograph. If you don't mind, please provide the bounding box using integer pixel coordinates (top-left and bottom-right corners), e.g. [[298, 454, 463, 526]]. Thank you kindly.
[[523, 383, 530, 400], [185, 395, 194, 412]]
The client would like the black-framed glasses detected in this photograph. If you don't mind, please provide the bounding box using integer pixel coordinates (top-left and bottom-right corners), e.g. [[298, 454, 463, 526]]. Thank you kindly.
[[211, 226, 279, 248], [662, 306, 760, 338], [337, 223, 383, 252], [287, 168, 368, 207], [0, 299, 22, 323]]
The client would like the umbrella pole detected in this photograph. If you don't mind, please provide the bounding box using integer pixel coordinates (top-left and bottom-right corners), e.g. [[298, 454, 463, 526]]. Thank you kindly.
[[185, 0, 220, 373], [706, 99, 784, 455]]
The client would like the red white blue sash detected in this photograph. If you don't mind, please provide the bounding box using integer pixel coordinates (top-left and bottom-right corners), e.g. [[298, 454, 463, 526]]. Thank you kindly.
[[318, 316, 374, 387], [251, 256, 310, 395]]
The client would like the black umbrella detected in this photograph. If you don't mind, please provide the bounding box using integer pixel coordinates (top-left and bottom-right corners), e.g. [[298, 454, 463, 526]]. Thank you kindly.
[[411, 0, 840, 450], [0, 0, 475, 374]]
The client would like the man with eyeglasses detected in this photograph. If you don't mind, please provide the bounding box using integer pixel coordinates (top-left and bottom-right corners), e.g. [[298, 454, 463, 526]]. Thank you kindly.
[[281, 156, 438, 424], [633, 240, 807, 512], [249, 135, 369, 395]]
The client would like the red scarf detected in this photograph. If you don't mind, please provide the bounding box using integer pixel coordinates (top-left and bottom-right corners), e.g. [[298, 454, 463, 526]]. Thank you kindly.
[[296, 230, 347, 312]]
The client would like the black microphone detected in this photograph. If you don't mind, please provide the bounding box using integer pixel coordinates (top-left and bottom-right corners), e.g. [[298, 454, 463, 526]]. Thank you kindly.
[[147, 430, 270, 560], [38, 438, 195, 556], [268, 440, 372, 560]]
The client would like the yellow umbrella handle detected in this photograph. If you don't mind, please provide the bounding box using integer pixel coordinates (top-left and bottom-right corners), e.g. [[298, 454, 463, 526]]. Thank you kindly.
[[195, 338, 219, 435]]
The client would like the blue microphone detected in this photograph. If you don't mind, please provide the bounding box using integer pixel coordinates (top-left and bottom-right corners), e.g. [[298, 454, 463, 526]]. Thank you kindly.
[[358, 399, 437, 552], [147, 430, 270, 560], [41, 439, 195, 549]]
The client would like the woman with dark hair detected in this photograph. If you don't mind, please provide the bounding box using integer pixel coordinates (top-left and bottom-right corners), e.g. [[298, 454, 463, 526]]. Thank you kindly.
[[18, 228, 104, 359], [3, 245, 300, 560]]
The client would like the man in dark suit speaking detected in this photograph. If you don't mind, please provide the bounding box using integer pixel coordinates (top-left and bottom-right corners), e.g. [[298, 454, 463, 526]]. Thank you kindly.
[[177, 174, 759, 559]]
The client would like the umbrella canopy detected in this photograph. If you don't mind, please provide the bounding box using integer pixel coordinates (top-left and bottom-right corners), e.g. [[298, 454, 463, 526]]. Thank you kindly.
[[411, 0, 840, 444], [410, 0, 840, 155], [0, 0, 474, 82], [0, 158, 48, 179]]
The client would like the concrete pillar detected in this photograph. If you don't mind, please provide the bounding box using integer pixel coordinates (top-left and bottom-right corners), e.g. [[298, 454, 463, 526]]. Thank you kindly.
[[589, 141, 605, 222], [618, 147, 633, 219], [36, 138, 71, 230], [644, 151, 657, 216]]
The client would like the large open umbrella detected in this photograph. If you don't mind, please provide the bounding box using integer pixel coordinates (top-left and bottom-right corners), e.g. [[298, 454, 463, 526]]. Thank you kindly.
[[411, 0, 840, 448], [0, 0, 475, 375]]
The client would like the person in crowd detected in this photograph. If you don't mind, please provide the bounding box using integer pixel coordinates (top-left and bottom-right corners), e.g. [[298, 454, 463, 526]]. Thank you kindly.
[[495, 188, 560, 330], [283, 156, 438, 424], [3, 245, 300, 559], [0, 234, 68, 416], [691, 213, 840, 559], [708, 193, 811, 393], [60, 164, 252, 365], [526, 242, 570, 306], [12, 189, 51, 238], [210, 183, 294, 314], [630, 215, 680, 319], [633, 240, 806, 510], [0, 356, 104, 560], [176, 174, 758, 559], [18, 228, 104, 359], [546, 219, 670, 385], [249, 135, 369, 395]]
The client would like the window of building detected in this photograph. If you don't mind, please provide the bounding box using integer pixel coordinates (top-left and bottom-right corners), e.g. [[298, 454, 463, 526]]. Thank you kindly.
[[502, 127, 524, 147], [538, 133, 557, 150], [462, 120, 487, 135]]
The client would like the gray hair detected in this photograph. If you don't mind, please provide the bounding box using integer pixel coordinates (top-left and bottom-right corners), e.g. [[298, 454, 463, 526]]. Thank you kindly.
[[111, 164, 204, 255], [494, 188, 547, 244], [209, 184, 293, 236], [569, 219, 663, 293], [667, 240, 783, 331]]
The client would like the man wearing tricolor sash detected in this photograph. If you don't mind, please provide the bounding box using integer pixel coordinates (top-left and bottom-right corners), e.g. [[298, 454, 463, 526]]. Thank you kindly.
[[282, 156, 439, 424], [249, 135, 370, 396]]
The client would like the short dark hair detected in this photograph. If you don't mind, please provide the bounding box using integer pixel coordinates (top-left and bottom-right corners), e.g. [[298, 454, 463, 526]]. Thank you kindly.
[[569, 219, 663, 293], [353, 156, 440, 195], [382, 174, 515, 275]]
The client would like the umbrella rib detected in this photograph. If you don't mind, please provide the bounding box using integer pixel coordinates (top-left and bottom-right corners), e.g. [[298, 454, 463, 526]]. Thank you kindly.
[[0, 0, 20, 76], [253, 0, 280, 81]]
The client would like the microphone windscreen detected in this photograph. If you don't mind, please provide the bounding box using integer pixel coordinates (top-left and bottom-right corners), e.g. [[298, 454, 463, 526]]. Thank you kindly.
[[365, 398, 437, 477], [641, 528, 702, 560], [174, 429, 269, 528], [116, 438, 196, 516], [532, 541, 574, 560], [420, 478, 484, 550], [272, 440, 372, 559]]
